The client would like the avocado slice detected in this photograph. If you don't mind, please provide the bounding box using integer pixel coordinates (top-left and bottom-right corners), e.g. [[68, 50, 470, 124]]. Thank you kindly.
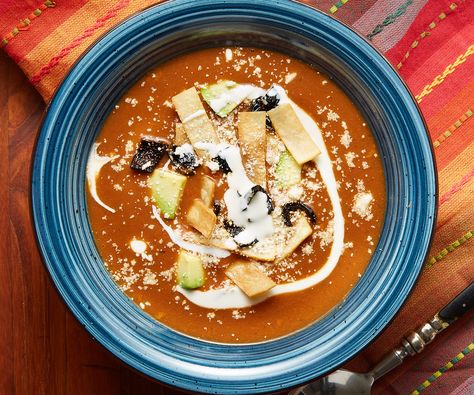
[[148, 169, 187, 219], [275, 150, 301, 188], [201, 80, 252, 117], [176, 250, 205, 289]]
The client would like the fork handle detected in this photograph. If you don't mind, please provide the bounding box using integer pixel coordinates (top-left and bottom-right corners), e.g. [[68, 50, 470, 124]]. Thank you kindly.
[[439, 282, 474, 324], [372, 281, 474, 381]]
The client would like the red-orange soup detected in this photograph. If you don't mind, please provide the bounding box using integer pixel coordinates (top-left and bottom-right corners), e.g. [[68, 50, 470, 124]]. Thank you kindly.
[[86, 47, 385, 343]]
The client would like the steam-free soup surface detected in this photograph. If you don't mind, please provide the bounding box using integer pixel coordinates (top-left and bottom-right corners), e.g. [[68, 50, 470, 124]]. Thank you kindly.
[[87, 47, 385, 343]]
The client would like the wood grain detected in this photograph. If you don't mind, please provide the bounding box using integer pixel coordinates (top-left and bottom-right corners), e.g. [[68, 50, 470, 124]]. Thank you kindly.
[[0, 51, 185, 395]]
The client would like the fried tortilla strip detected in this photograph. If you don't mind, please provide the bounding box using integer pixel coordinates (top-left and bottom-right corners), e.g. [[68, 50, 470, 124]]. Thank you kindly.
[[277, 216, 313, 261], [238, 239, 276, 262], [237, 111, 267, 186], [208, 225, 276, 262], [200, 175, 216, 207], [172, 87, 218, 158], [225, 260, 276, 298], [174, 122, 189, 146], [268, 103, 320, 165], [186, 199, 217, 238]]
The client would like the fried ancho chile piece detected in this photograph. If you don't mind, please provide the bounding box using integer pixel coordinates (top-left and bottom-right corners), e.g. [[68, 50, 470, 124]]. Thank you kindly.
[[169, 145, 200, 175], [281, 201, 317, 227], [250, 88, 280, 128], [130, 138, 168, 173], [243, 185, 274, 214]]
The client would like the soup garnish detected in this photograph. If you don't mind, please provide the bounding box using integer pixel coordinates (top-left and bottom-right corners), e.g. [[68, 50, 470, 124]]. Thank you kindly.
[[86, 47, 385, 343]]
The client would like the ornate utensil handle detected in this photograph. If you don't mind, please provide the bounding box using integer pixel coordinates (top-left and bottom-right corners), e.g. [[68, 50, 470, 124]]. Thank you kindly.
[[371, 281, 474, 381]]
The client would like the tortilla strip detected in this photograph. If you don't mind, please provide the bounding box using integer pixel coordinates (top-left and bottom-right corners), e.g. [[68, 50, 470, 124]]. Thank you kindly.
[[172, 87, 218, 158], [277, 216, 313, 261], [237, 112, 267, 186], [225, 260, 276, 298], [174, 122, 189, 146], [186, 199, 217, 239], [268, 103, 320, 165], [200, 175, 216, 207], [238, 246, 276, 262], [208, 227, 276, 262]]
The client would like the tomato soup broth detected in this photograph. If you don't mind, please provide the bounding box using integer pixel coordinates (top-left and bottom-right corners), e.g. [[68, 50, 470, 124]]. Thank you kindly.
[[86, 47, 385, 343]]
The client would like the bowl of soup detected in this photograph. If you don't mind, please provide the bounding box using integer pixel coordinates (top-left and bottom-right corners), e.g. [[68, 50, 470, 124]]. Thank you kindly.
[[32, 0, 437, 393]]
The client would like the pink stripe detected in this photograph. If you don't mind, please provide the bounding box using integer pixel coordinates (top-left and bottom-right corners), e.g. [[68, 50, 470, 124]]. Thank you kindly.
[[439, 167, 474, 206], [449, 375, 474, 395], [30, 0, 130, 85], [372, 1, 427, 53], [352, 0, 427, 53]]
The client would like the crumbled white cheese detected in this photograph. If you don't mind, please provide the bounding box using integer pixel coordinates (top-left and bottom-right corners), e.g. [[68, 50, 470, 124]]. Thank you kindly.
[[340, 129, 352, 148], [327, 109, 340, 121], [125, 97, 138, 107], [207, 312, 216, 320], [285, 72, 297, 84], [345, 152, 356, 168], [352, 192, 374, 220], [288, 185, 304, 200], [143, 270, 158, 285]]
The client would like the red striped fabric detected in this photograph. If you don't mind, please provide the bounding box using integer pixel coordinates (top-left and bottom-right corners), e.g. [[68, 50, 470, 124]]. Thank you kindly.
[[1, 0, 472, 394]]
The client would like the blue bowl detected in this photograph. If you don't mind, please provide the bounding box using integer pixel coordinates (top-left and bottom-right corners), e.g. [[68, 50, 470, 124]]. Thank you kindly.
[[32, 0, 437, 393]]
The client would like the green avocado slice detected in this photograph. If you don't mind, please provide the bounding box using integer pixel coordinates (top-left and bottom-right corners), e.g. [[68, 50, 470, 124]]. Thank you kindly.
[[201, 80, 251, 117], [148, 169, 187, 219], [176, 250, 205, 289], [275, 150, 301, 188]]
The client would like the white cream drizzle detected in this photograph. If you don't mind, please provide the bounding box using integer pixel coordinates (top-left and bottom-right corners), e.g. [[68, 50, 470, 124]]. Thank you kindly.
[[173, 143, 195, 156], [208, 82, 265, 114], [86, 143, 119, 213], [195, 142, 274, 245], [182, 109, 205, 123], [152, 205, 230, 258], [130, 239, 153, 261], [177, 85, 345, 309]]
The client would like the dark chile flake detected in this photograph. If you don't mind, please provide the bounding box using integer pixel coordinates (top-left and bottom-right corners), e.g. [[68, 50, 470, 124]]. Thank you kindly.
[[243, 185, 274, 214], [213, 200, 223, 216], [250, 91, 280, 112], [223, 219, 258, 248], [214, 155, 232, 174], [168, 145, 200, 175], [281, 202, 317, 227], [223, 219, 244, 237], [250, 88, 280, 128], [235, 237, 258, 248], [130, 138, 168, 173]]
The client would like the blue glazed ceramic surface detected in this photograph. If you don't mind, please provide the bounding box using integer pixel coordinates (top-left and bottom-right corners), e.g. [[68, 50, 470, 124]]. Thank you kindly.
[[32, 0, 437, 393]]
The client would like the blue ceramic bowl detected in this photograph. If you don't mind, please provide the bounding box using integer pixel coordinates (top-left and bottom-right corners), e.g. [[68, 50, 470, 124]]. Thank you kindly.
[[32, 0, 437, 393]]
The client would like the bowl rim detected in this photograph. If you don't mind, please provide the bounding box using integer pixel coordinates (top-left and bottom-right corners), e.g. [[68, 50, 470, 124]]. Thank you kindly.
[[31, 0, 438, 393]]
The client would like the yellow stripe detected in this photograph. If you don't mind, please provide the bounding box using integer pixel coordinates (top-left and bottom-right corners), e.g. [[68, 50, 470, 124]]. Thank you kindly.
[[410, 343, 474, 395], [416, 45, 474, 103], [426, 230, 474, 267], [397, 3, 458, 69], [433, 109, 473, 148]]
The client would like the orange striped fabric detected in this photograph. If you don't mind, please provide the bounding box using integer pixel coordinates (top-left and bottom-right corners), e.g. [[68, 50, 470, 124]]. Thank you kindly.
[[1, 0, 472, 393]]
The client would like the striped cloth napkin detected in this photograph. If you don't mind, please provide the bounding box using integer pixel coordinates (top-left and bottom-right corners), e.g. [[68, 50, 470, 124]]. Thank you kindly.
[[1, 1, 472, 394]]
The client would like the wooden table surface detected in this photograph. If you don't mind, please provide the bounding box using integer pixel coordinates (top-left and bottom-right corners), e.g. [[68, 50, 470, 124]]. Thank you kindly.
[[2, 48, 473, 395], [0, 51, 188, 395]]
